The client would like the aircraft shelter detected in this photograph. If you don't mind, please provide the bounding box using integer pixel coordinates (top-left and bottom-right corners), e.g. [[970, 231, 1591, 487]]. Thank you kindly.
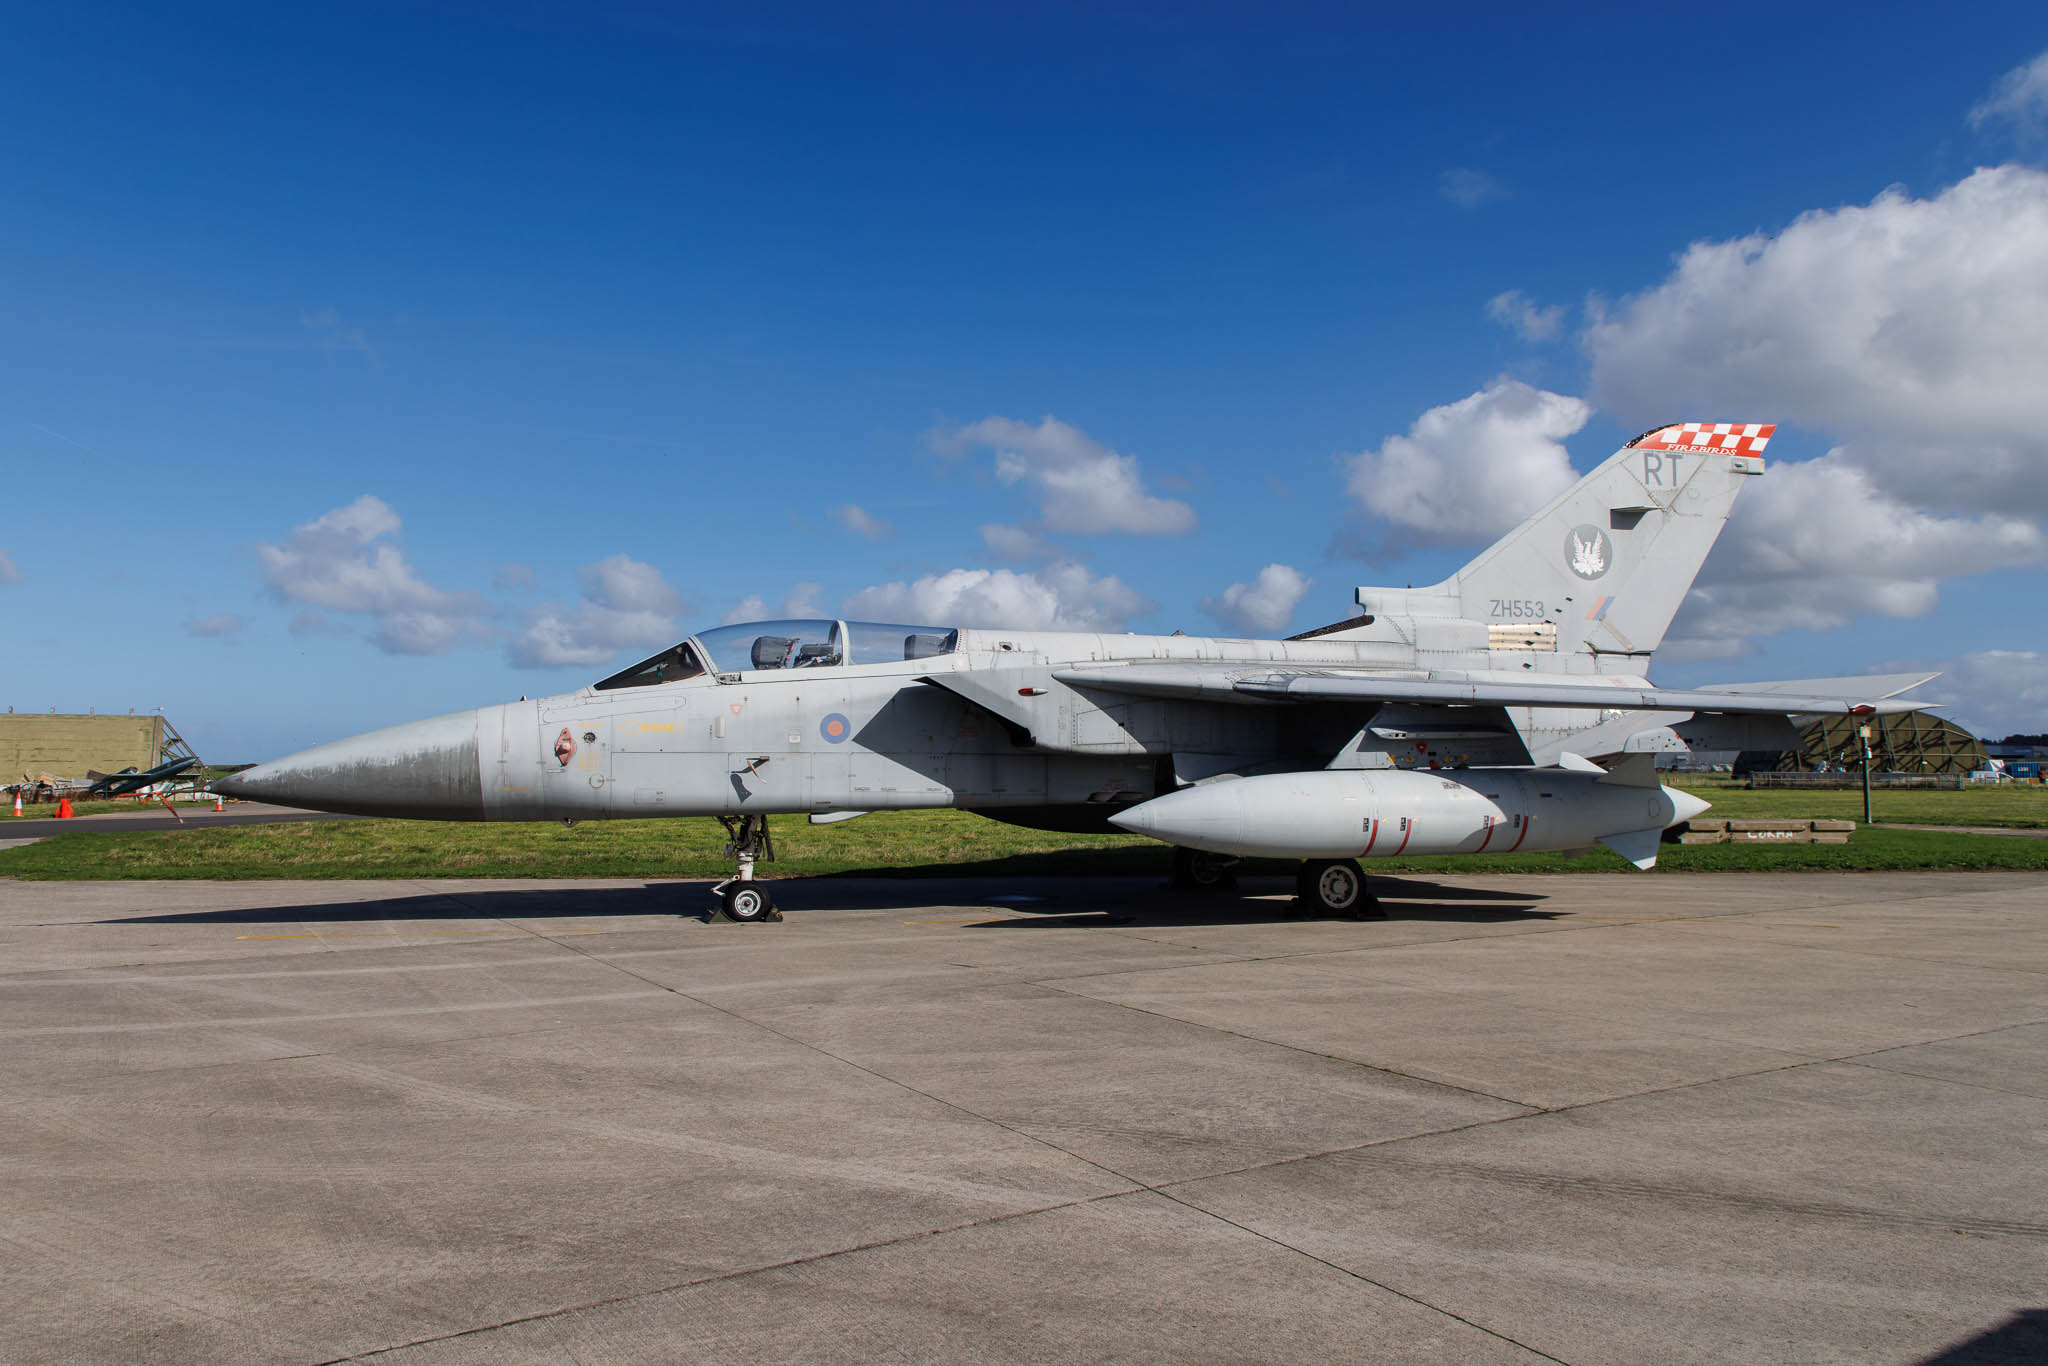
[[1, 712, 200, 782], [1750, 709, 1989, 776]]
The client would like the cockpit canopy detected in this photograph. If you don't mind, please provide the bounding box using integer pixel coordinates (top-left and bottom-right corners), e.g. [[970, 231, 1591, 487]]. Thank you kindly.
[[593, 619, 959, 691]]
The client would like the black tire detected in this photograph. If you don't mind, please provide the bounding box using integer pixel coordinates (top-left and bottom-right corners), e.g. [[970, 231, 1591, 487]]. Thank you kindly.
[[1296, 858, 1380, 918], [720, 883, 779, 923], [1169, 846, 1238, 892]]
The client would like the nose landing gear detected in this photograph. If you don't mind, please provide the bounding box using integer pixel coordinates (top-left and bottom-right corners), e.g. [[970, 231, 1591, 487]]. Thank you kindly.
[[1169, 846, 1239, 892], [712, 814, 782, 922]]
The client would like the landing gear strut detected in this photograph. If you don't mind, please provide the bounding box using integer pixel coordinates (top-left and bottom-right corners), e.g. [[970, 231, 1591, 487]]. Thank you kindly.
[[711, 814, 782, 923], [1169, 846, 1239, 892], [1296, 858, 1382, 918]]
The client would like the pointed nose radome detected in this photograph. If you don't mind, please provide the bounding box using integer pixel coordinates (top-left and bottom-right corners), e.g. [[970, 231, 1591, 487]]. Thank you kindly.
[[1666, 785, 1712, 826], [214, 709, 486, 820]]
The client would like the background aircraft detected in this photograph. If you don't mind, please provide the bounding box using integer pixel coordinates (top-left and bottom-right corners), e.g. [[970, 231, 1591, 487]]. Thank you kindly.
[[85, 756, 200, 799], [218, 423, 1931, 921], [9, 756, 202, 803]]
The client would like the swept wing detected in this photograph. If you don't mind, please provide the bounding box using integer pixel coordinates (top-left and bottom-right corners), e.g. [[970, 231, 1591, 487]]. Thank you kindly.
[[1052, 664, 1935, 718]]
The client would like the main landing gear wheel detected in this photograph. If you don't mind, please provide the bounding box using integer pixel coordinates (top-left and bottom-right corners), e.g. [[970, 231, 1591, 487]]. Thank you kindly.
[[719, 882, 781, 923], [1296, 858, 1382, 919], [1169, 846, 1239, 892]]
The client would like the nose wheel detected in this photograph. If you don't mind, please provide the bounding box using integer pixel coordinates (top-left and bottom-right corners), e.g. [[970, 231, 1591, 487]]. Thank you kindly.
[[1296, 858, 1382, 919], [719, 881, 778, 923], [711, 814, 782, 923], [1169, 846, 1239, 892]]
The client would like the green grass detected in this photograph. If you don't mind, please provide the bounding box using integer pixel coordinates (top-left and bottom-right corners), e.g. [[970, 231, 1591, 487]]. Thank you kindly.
[[1666, 777, 2047, 828], [2, 807, 2042, 881]]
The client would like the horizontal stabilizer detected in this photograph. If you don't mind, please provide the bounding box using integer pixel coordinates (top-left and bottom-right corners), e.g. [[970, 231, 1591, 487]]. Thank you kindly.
[[1598, 828, 1665, 870], [1697, 672, 1939, 703]]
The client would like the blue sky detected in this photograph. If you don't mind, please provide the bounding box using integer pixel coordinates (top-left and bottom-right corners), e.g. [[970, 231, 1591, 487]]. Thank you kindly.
[[5, 3, 2046, 759]]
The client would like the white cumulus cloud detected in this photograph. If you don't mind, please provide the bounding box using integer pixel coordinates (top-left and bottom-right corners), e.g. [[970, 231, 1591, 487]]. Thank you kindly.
[[1968, 49, 2048, 136], [579, 553, 683, 615], [257, 495, 487, 656], [1200, 564, 1313, 636], [1486, 289, 1566, 341], [831, 504, 892, 539], [509, 554, 689, 669], [1586, 166, 2048, 520], [1896, 650, 2048, 740], [940, 415, 1195, 541], [1664, 453, 2047, 658], [721, 584, 825, 624], [783, 581, 825, 617], [1343, 379, 1590, 551], [844, 563, 1151, 631], [1580, 165, 2048, 659]]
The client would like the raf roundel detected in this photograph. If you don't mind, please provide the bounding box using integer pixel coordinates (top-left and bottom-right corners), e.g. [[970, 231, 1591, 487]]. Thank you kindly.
[[819, 713, 852, 744]]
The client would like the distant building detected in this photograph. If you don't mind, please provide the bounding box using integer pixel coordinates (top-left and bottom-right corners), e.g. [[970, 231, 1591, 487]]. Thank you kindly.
[[0, 712, 199, 779], [1986, 740, 2048, 762], [1735, 710, 1989, 776]]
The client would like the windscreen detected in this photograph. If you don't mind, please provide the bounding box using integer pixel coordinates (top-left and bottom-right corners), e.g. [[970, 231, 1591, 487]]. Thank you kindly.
[[593, 641, 706, 691]]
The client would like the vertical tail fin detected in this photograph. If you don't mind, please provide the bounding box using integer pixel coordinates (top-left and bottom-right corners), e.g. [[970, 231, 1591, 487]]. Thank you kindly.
[[1334, 423, 1771, 674]]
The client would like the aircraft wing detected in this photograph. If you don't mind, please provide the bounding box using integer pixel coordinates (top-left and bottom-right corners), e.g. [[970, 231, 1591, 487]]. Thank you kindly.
[[1689, 672, 1939, 709], [1053, 664, 1931, 718]]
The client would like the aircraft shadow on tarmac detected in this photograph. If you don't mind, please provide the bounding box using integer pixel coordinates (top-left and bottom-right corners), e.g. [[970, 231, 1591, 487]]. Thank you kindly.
[[95, 875, 1553, 928], [956, 874, 1555, 930], [1911, 1309, 2047, 1366], [98, 885, 703, 926]]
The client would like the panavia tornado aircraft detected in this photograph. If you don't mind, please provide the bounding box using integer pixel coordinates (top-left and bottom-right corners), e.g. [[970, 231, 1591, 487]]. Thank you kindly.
[[86, 756, 201, 799], [218, 422, 1933, 921], [8, 756, 202, 804]]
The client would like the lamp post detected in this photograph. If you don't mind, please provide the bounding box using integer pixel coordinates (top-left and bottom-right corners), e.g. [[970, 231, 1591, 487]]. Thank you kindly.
[[1859, 723, 1874, 825]]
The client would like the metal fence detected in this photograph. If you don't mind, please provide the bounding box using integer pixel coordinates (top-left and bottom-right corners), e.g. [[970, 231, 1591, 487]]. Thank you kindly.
[[1749, 772, 1968, 790]]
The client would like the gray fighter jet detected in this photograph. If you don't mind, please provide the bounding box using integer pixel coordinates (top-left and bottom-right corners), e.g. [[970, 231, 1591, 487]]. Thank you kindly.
[[218, 423, 1932, 920]]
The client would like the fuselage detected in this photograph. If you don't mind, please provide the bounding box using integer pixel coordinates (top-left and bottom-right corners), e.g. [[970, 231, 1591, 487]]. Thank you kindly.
[[215, 619, 1648, 823]]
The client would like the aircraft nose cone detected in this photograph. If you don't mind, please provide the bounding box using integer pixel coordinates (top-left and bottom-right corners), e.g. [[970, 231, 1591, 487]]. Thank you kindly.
[[1107, 785, 1249, 854], [1107, 805, 1158, 836], [1666, 785, 1712, 826], [215, 710, 486, 820]]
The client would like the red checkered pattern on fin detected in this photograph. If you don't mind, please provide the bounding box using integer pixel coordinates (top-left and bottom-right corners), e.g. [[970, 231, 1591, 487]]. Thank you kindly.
[[1639, 422, 1773, 456]]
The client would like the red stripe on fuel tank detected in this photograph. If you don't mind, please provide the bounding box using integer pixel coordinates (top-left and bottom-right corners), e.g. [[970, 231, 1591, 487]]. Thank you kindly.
[[1507, 815, 1531, 852], [1362, 818, 1380, 855], [1476, 816, 1496, 852], [1393, 820, 1413, 855]]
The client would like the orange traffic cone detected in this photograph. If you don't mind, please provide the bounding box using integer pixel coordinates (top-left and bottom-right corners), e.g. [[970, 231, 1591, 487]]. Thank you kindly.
[[213, 792, 224, 812], [56, 797, 75, 819], [10, 791, 20, 817]]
